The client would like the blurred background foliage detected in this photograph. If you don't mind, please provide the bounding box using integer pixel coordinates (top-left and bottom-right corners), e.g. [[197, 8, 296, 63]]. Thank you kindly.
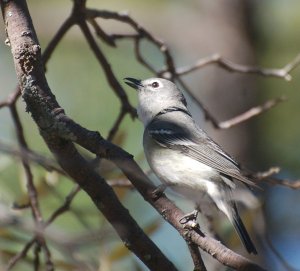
[[1, 0, 300, 270]]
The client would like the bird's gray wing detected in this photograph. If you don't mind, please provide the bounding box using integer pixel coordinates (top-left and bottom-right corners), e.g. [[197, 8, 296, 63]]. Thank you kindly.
[[147, 119, 257, 188]]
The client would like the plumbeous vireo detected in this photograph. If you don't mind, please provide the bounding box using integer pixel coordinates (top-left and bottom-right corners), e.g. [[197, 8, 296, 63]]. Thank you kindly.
[[124, 77, 257, 254]]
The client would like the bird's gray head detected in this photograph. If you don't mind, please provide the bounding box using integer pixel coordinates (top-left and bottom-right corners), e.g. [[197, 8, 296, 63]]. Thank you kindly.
[[124, 77, 187, 126]]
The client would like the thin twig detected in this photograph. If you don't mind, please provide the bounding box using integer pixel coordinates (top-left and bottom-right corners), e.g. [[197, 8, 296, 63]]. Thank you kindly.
[[46, 185, 81, 226], [111, 33, 140, 40], [84, 8, 300, 134], [6, 185, 80, 270], [281, 53, 300, 79], [134, 37, 157, 74], [107, 108, 127, 141], [78, 19, 136, 118], [33, 243, 40, 271], [177, 77, 287, 129], [89, 8, 300, 81], [0, 141, 63, 173], [253, 167, 281, 180], [6, 185, 81, 270], [85, 9, 176, 76], [252, 167, 300, 189], [175, 53, 300, 81], [175, 77, 220, 128], [0, 141, 135, 189], [0, 87, 21, 108], [10, 105, 42, 222], [264, 178, 300, 189], [9, 104, 54, 270], [88, 18, 116, 47], [6, 239, 35, 270], [42, 16, 75, 65], [42, 244, 54, 271], [44, 181, 92, 229], [218, 96, 287, 129]]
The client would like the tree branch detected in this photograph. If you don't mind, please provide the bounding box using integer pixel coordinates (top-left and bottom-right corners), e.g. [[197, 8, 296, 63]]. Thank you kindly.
[[186, 243, 207, 271], [9, 92, 54, 270], [217, 96, 287, 129], [0, 141, 63, 173], [252, 167, 300, 189], [42, 16, 75, 66], [1, 1, 177, 270], [6, 239, 36, 270], [173, 53, 300, 81], [1, 1, 268, 270], [83, 7, 295, 130], [74, 4, 136, 118], [45, 185, 81, 226]]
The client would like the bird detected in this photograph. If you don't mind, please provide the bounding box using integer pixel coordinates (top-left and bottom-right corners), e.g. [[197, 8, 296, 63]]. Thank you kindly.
[[124, 77, 258, 254]]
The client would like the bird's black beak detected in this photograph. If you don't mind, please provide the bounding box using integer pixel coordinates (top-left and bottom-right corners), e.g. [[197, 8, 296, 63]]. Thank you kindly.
[[124, 77, 143, 90]]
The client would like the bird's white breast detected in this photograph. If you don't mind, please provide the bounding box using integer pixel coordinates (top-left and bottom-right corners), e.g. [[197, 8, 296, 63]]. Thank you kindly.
[[143, 134, 220, 193]]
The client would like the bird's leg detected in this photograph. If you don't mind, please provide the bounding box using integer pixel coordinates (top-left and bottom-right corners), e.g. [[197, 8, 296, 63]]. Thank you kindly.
[[179, 209, 199, 229], [152, 183, 168, 198]]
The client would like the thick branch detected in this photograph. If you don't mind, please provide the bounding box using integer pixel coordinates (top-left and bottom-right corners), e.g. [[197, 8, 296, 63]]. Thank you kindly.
[[1, 1, 177, 270]]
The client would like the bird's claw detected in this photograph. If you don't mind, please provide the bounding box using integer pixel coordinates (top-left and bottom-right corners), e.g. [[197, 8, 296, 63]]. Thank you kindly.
[[179, 210, 199, 229]]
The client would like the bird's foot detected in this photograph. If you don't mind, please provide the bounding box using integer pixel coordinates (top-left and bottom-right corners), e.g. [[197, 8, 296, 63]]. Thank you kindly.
[[179, 210, 199, 229]]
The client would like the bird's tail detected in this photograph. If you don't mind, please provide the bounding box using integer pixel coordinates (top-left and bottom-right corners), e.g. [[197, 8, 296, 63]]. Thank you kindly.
[[230, 204, 257, 254]]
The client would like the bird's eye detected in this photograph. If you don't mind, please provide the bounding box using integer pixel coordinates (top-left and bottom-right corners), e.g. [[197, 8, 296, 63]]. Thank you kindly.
[[151, 82, 159, 88]]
